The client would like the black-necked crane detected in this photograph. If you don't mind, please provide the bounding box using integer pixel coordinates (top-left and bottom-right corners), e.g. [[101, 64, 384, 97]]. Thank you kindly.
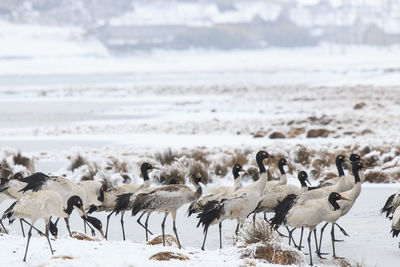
[[251, 158, 289, 225], [88, 162, 156, 240], [318, 161, 364, 258], [131, 172, 205, 249], [187, 163, 246, 249], [251, 170, 311, 225], [271, 192, 351, 266], [196, 150, 273, 250], [188, 163, 245, 217], [288, 154, 361, 204], [2, 190, 87, 262], [0, 173, 57, 237], [77, 180, 107, 237], [18, 174, 104, 238], [318, 154, 362, 189]]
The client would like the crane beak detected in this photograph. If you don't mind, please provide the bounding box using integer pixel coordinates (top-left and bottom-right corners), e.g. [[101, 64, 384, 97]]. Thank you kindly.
[[241, 169, 249, 175], [98, 228, 105, 239], [152, 166, 160, 170], [306, 178, 312, 186], [340, 196, 352, 201], [80, 207, 88, 219]]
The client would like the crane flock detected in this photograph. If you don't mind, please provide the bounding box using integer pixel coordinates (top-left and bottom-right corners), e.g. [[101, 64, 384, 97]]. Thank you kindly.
[[0, 150, 396, 265]]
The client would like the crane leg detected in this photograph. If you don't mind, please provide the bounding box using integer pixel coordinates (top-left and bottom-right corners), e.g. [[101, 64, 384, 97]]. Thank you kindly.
[[45, 221, 54, 255], [201, 225, 209, 251], [263, 212, 271, 225], [298, 227, 304, 251], [252, 213, 256, 227], [105, 211, 114, 240], [172, 211, 181, 249], [161, 213, 167, 246], [84, 219, 87, 234], [64, 217, 72, 237], [144, 212, 151, 241], [334, 222, 349, 240], [137, 211, 153, 236], [120, 212, 126, 241], [219, 222, 222, 249], [331, 224, 344, 258], [23, 224, 34, 262], [20, 218, 45, 236], [318, 222, 328, 253], [0, 219, 8, 234], [20, 219, 25, 237], [286, 227, 298, 247], [314, 229, 326, 259], [307, 230, 313, 266], [81, 216, 96, 236]]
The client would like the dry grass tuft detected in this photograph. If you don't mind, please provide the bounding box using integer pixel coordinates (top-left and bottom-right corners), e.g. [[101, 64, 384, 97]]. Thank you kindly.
[[229, 150, 249, 166], [246, 166, 260, 181], [239, 221, 280, 245], [147, 234, 179, 247], [106, 157, 129, 173], [185, 149, 209, 165], [69, 154, 87, 171], [13, 152, 34, 172], [238, 221, 302, 265], [80, 163, 100, 181], [149, 251, 189, 261], [190, 162, 210, 184], [214, 163, 228, 177], [158, 168, 186, 185], [155, 148, 177, 165]]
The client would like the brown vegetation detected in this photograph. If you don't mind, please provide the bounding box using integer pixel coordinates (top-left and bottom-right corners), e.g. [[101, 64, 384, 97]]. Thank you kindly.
[[71, 231, 99, 241], [147, 234, 179, 247], [149, 252, 189, 261], [158, 168, 186, 185], [238, 222, 302, 265]]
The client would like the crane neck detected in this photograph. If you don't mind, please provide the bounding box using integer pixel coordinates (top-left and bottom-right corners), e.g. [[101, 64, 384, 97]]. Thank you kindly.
[[336, 158, 345, 177], [64, 204, 74, 216], [234, 177, 242, 191], [329, 197, 341, 211], [352, 165, 361, 183], [142, 170, 150, 181], [193, 182, 202, 200], [257, 157, 267, 174], [278, 162, 286, 175]]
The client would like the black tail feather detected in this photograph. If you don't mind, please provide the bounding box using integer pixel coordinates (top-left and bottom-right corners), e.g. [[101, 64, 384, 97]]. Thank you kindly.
[[2, 201, 17, 222], [131, 194, 148, 216], [187, 202, 197, 217], [20, 172, 50, 183], [270, 194, 298, 229], [196, 201, 224, 232], [381, 194, 395, 218], [391, 227, 400, 237], [114, 193, 133, 215]]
